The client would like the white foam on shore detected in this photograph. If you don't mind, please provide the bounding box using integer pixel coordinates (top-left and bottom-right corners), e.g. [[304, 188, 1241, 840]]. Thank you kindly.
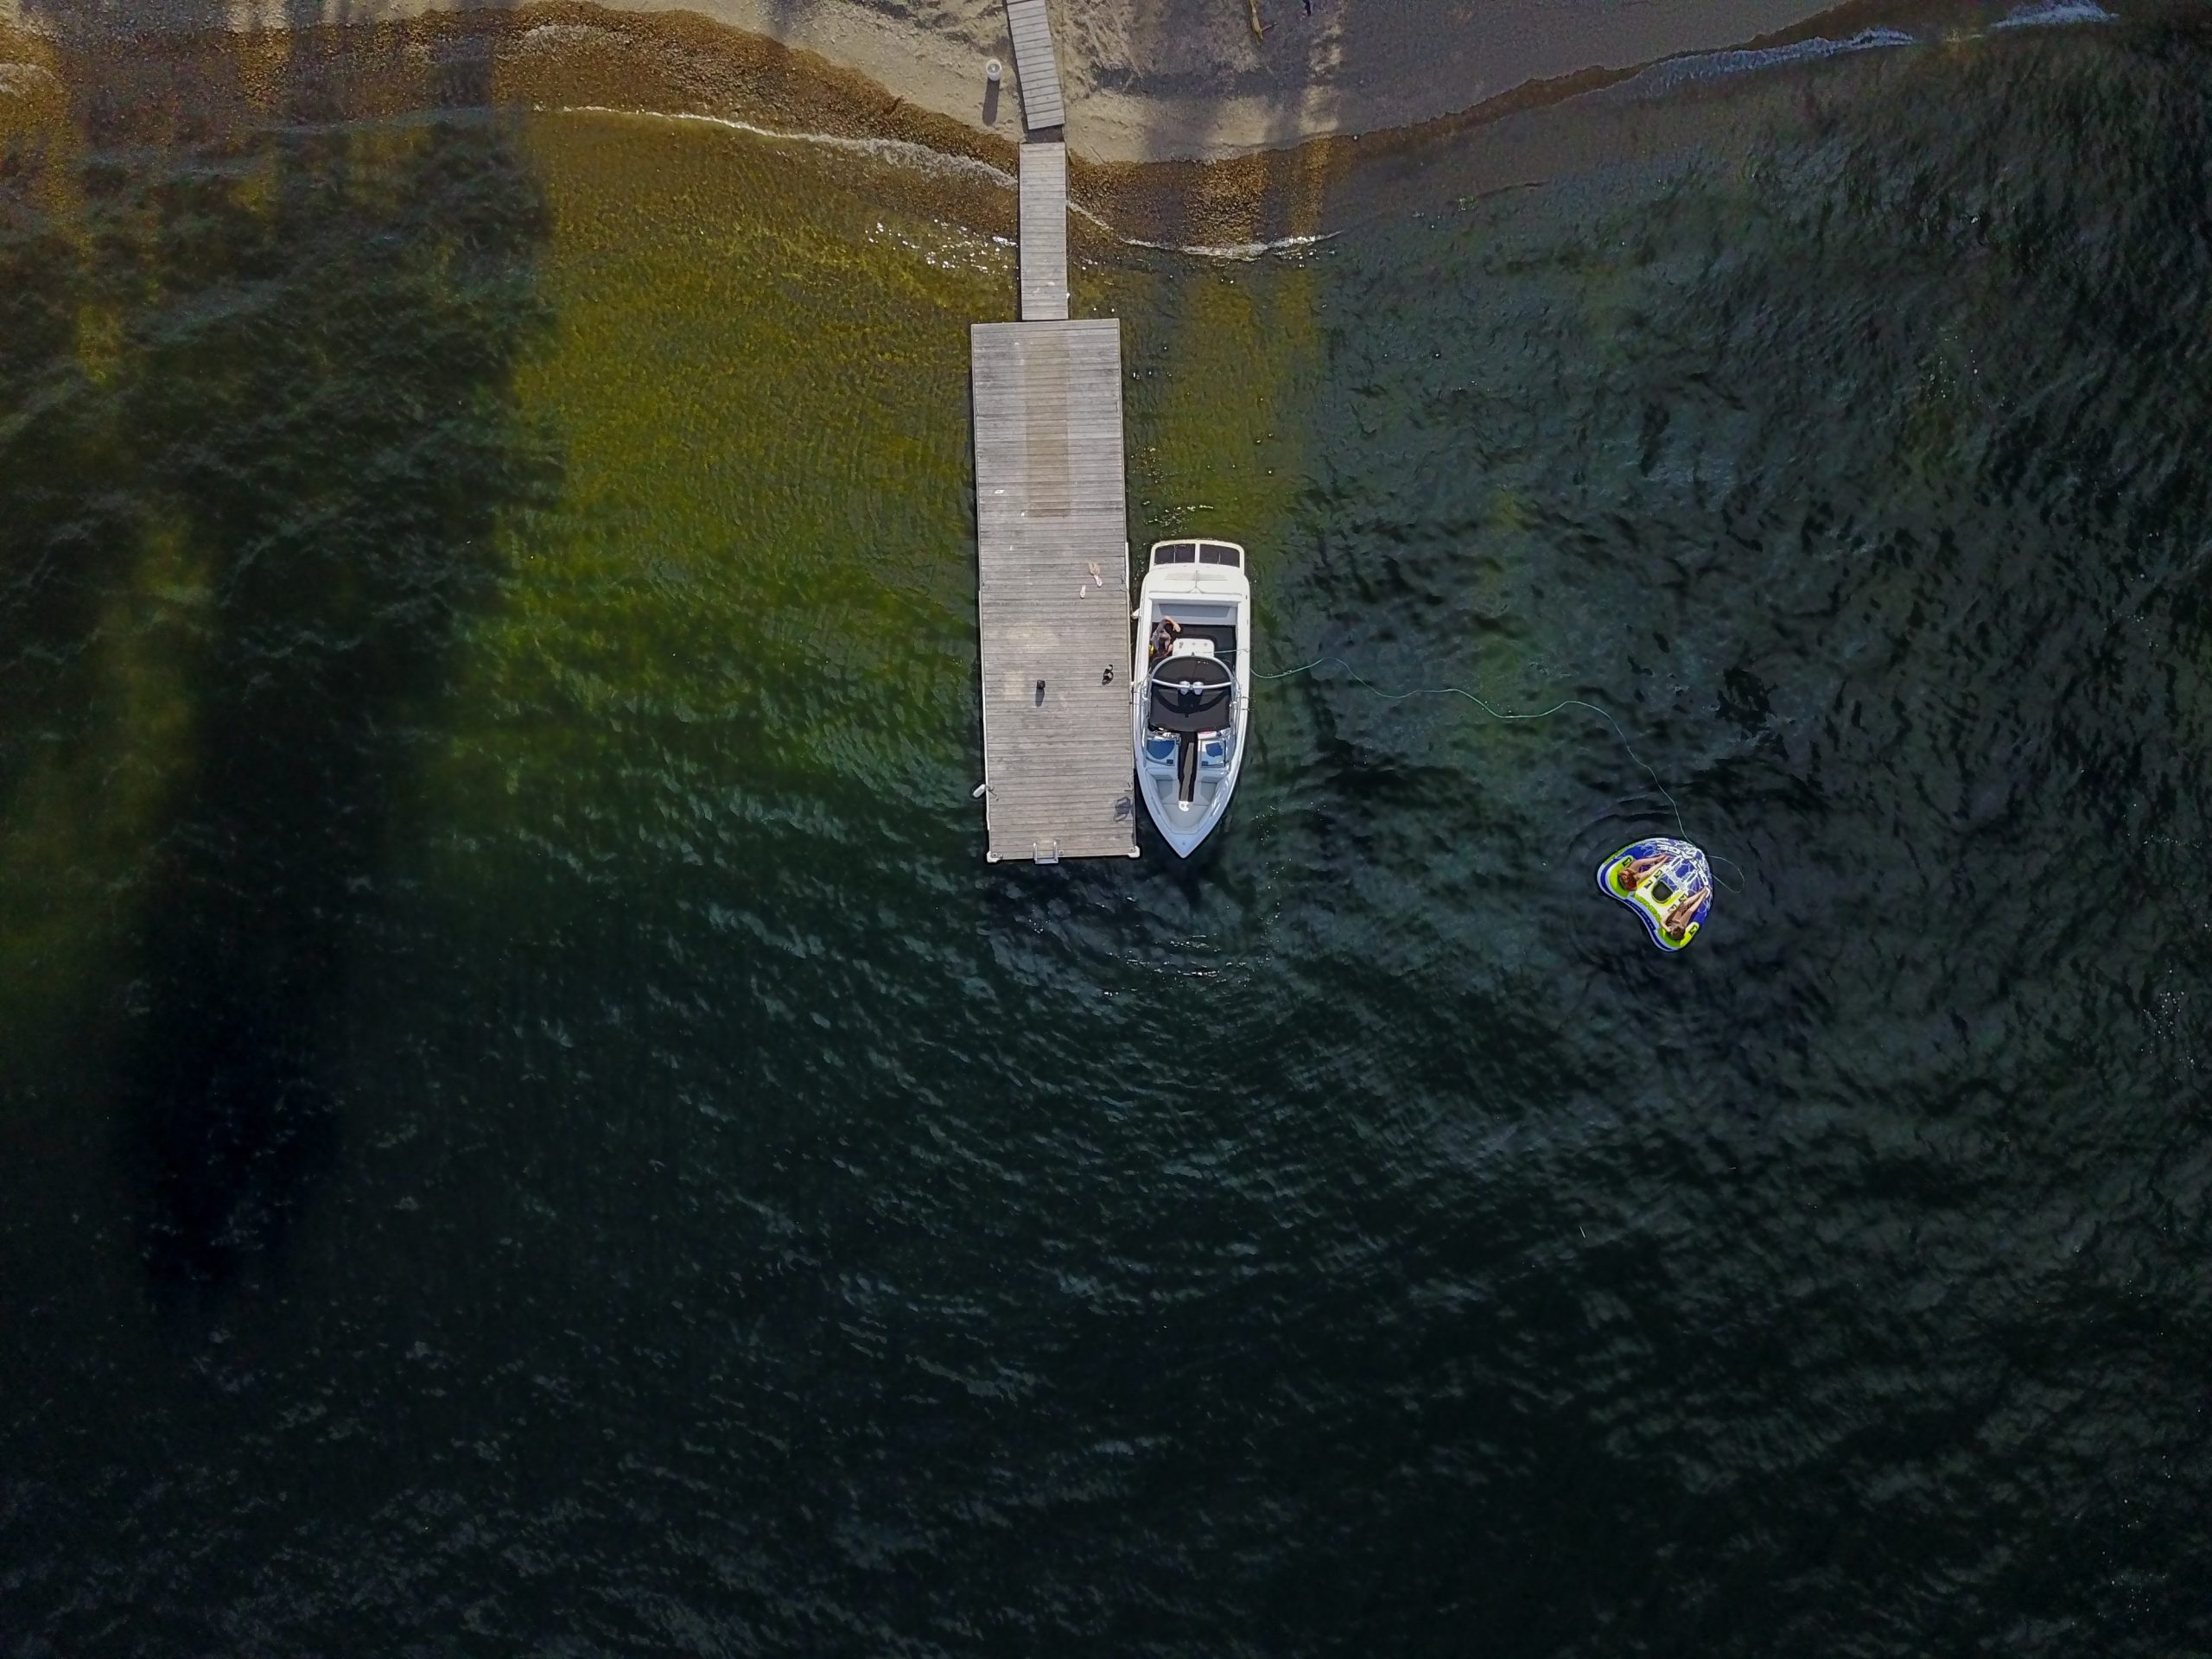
[[1991, 2, 2116, 29], [1599, 2, 2124, 102], [545, 104, 1022, 194], [1601, 28, 1919, 102], [1120, 232, 1335, 261], [518, 22, 623, 51], [0, 60, 56, 95], [545, 104, 1333, 261]]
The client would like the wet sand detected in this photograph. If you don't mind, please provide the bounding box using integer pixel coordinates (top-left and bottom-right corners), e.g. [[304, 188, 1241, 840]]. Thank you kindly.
[[584, 0, 1854, 162], [3, 0, 1849, 162]]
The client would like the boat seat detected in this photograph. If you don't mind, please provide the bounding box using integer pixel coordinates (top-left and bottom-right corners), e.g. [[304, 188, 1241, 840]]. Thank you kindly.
[[1147, 650, 1231, 734]]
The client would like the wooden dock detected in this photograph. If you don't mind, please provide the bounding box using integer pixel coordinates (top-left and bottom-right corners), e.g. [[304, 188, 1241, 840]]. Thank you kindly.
[[1002, 0, 1065, 131], [972, 0, 1132, 862], [970, 320, 1135, 861], [1018, 142, 1069, 321]]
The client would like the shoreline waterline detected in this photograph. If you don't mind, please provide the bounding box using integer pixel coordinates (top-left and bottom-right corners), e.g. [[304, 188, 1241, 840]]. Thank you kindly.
[[1, 0, 2162, 257], [0, 0, 2140, 168], [0, 0, 1855, 163]]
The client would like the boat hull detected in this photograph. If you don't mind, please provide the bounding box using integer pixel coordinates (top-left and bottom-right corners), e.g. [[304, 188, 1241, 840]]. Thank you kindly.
[[1132, 540, 1250, 859]]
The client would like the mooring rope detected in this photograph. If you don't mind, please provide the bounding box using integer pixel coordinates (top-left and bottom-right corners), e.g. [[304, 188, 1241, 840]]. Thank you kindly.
[[1254, 655, 1746, 891]]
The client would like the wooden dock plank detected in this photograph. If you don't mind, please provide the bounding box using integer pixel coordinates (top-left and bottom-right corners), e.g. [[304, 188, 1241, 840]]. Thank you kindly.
[[971, 317, 1134, 861], [1003, 0, 1065, 131], [1017, 142, 1069, 321]]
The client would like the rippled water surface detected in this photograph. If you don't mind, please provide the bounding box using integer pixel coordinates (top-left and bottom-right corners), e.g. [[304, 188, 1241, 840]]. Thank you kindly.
[[4, 14, 2209, 1655]]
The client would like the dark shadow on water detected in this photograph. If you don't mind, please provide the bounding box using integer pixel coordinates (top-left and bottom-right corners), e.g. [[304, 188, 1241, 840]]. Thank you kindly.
[[3, 0, 556, 1295]]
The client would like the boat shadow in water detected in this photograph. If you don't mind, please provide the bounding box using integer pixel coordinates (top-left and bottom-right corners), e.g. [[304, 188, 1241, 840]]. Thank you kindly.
[[3, 1, 556, 1294]]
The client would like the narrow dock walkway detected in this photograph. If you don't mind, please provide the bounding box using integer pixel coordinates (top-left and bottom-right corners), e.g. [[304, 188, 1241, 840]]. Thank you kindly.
[[1002, 0, 1065, 131], [1018, 142, 1069, 321], [972, 0, 1135, 862]]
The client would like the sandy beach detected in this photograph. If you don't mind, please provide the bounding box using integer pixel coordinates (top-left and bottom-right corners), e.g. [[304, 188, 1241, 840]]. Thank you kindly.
[[5, 0, 1851, 162], [594, 0, 1852, 161]]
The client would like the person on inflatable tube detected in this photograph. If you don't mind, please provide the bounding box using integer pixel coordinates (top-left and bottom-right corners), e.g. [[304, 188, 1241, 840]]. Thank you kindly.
[[1597, 836, 1711, 952]]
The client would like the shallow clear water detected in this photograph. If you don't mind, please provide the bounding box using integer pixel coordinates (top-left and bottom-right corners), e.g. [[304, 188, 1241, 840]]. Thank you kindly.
[[3, 15, 2209, 1655]]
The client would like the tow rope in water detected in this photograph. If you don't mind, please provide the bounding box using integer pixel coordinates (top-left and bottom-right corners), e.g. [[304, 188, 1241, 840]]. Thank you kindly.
[[1253, 655, 1745, 892]]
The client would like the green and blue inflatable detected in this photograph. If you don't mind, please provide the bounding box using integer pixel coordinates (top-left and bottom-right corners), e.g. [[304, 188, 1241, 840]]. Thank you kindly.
[[1598, 837, 1712, 952]]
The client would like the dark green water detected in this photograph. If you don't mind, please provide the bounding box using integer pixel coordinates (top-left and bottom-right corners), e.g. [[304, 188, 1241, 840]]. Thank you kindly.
[[4, 12, 2210, 1655]]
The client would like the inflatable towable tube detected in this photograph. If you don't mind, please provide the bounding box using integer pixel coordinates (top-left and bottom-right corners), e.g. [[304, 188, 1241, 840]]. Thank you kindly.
[[1598, 837, 1711, 953]]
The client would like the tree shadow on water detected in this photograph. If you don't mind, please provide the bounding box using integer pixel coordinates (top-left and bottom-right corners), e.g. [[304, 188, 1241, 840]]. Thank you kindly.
[[5, 1, 556, 1296]]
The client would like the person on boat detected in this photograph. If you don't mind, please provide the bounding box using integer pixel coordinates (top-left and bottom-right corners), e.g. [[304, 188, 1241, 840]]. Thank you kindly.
[[1661, 880, 1709, 943], [1148, 616, 1181, 662], [1614, 849, 1669, 891]]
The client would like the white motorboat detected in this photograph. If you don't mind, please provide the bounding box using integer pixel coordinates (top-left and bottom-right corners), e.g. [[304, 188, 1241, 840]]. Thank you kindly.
[[1132, 538, 1250, 857]]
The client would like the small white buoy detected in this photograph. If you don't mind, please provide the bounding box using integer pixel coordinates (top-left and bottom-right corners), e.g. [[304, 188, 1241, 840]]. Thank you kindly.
[[985, 58, 1002, 84]]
